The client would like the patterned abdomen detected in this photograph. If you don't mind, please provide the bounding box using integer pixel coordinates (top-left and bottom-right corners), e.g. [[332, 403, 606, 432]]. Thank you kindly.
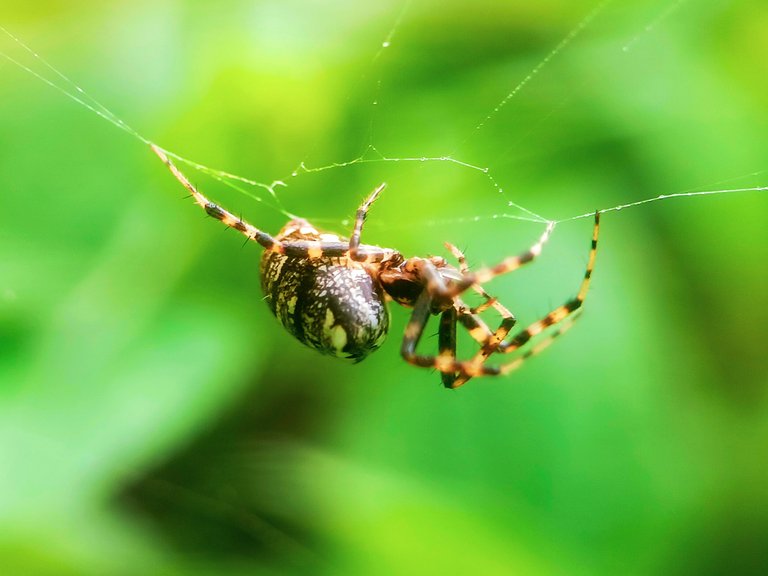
[[260, 251, 390, 362]]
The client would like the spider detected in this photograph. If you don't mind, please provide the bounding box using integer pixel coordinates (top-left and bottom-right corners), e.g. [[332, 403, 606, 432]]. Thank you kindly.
[[151, 144, 600, 388]]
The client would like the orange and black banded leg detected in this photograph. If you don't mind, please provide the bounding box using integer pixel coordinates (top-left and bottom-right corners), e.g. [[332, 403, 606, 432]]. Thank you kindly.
[[438, 307, 459, 388], [401, 289, 504, 387], [280, 240, 395, 261], [457, 307, 498, 347], [453, 292, 518, 388], [445, 242, 517, 334], [444, 242, 517, 387], [151, 144, 284, 253], [445, 242, 498, 314], [440, 307, 506, 388], [450, 303, 573, 388], [450, 220, 556, 295], [153, 145, 396, 263], [400, 294, 497, 380], [492, 312, 583, 375], [492, 212, 600, 375], [401, 263, 467, 380], [450, 303, 517, 388], [401, 291, 437, 369], [445, 303, 509, 387], [448, 312, 514, 389], [349, 182, 387, 262], [401, 296, 506, 385], [446, 211, 600, 385]]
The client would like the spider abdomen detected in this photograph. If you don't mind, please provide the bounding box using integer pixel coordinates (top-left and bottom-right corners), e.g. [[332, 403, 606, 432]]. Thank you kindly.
[[260, 250, 390, 362]]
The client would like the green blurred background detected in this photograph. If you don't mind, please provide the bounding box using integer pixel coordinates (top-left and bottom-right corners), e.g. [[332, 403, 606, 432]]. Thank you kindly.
[[1, 1, 767, 574]]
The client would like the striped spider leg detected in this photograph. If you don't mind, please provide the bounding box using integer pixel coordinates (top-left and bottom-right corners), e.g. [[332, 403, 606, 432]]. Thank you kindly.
[[442, 242, 518, 387], [397, 220, 554, 385], [399, 214, 599, 388], [150, 144, 395, 263]]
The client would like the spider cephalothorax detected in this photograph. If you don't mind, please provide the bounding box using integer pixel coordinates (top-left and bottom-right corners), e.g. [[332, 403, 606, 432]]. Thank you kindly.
[[152, 144, 599, 388]]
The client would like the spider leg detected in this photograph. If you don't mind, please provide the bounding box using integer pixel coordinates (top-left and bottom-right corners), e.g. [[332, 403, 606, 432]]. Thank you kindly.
[[401, 260, 463, 372], [449, 299, 518, 388], [401, 291, 505, 383], [438, 307, 459, 388], [495, 311, 583, 375], [498, 212, 599, 357], [448, 220, 556, 295], [402, 215, 598, 387], [401, 291, 437, 369], [445, 242, 496, 313], [444, 241, 517, 382], [456, 305, 498, 346], [450, 212, 600, 386], [151, 144, 283, 253], [451, 212, 600, 388], [449, 297, 514, 387], [400, 262, 503, 386], [445, 241, 517, 324], [279, 240, 395, 261], [152, 146, 397, 263], [447, 312, 583, 388], [439, 304, 513, 388], [349, 182, 387, 262]]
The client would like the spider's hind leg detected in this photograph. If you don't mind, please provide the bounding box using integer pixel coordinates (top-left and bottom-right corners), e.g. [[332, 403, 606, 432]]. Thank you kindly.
[[151, 144, 283, 253]]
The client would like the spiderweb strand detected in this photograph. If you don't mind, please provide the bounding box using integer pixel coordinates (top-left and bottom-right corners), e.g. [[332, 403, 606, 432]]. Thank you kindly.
[[622, 0, 689, 53], [292, 144, 550, 224], [2, 22, 541, 223], [2, 19, 765, 231], [371, 180, 768, 232], [454, 0, 614, 153], [556, 186, 768, 224], [372, 0, 412, 62], [0, 26, 295, 216], [0, 28, 148, 144]]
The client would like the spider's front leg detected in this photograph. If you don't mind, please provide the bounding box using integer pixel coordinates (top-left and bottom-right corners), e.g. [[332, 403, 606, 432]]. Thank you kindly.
[[447, 220, 556, 296], [438, 304, 506, 387], [401, 213, 601, 388], [464, 211, 601, 381], [399, 259, 457, 374], [400, 289, 502, 387], [445, 242, 517, 349], [438, 307, 458, 388], [398, 259, 500, 387]]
